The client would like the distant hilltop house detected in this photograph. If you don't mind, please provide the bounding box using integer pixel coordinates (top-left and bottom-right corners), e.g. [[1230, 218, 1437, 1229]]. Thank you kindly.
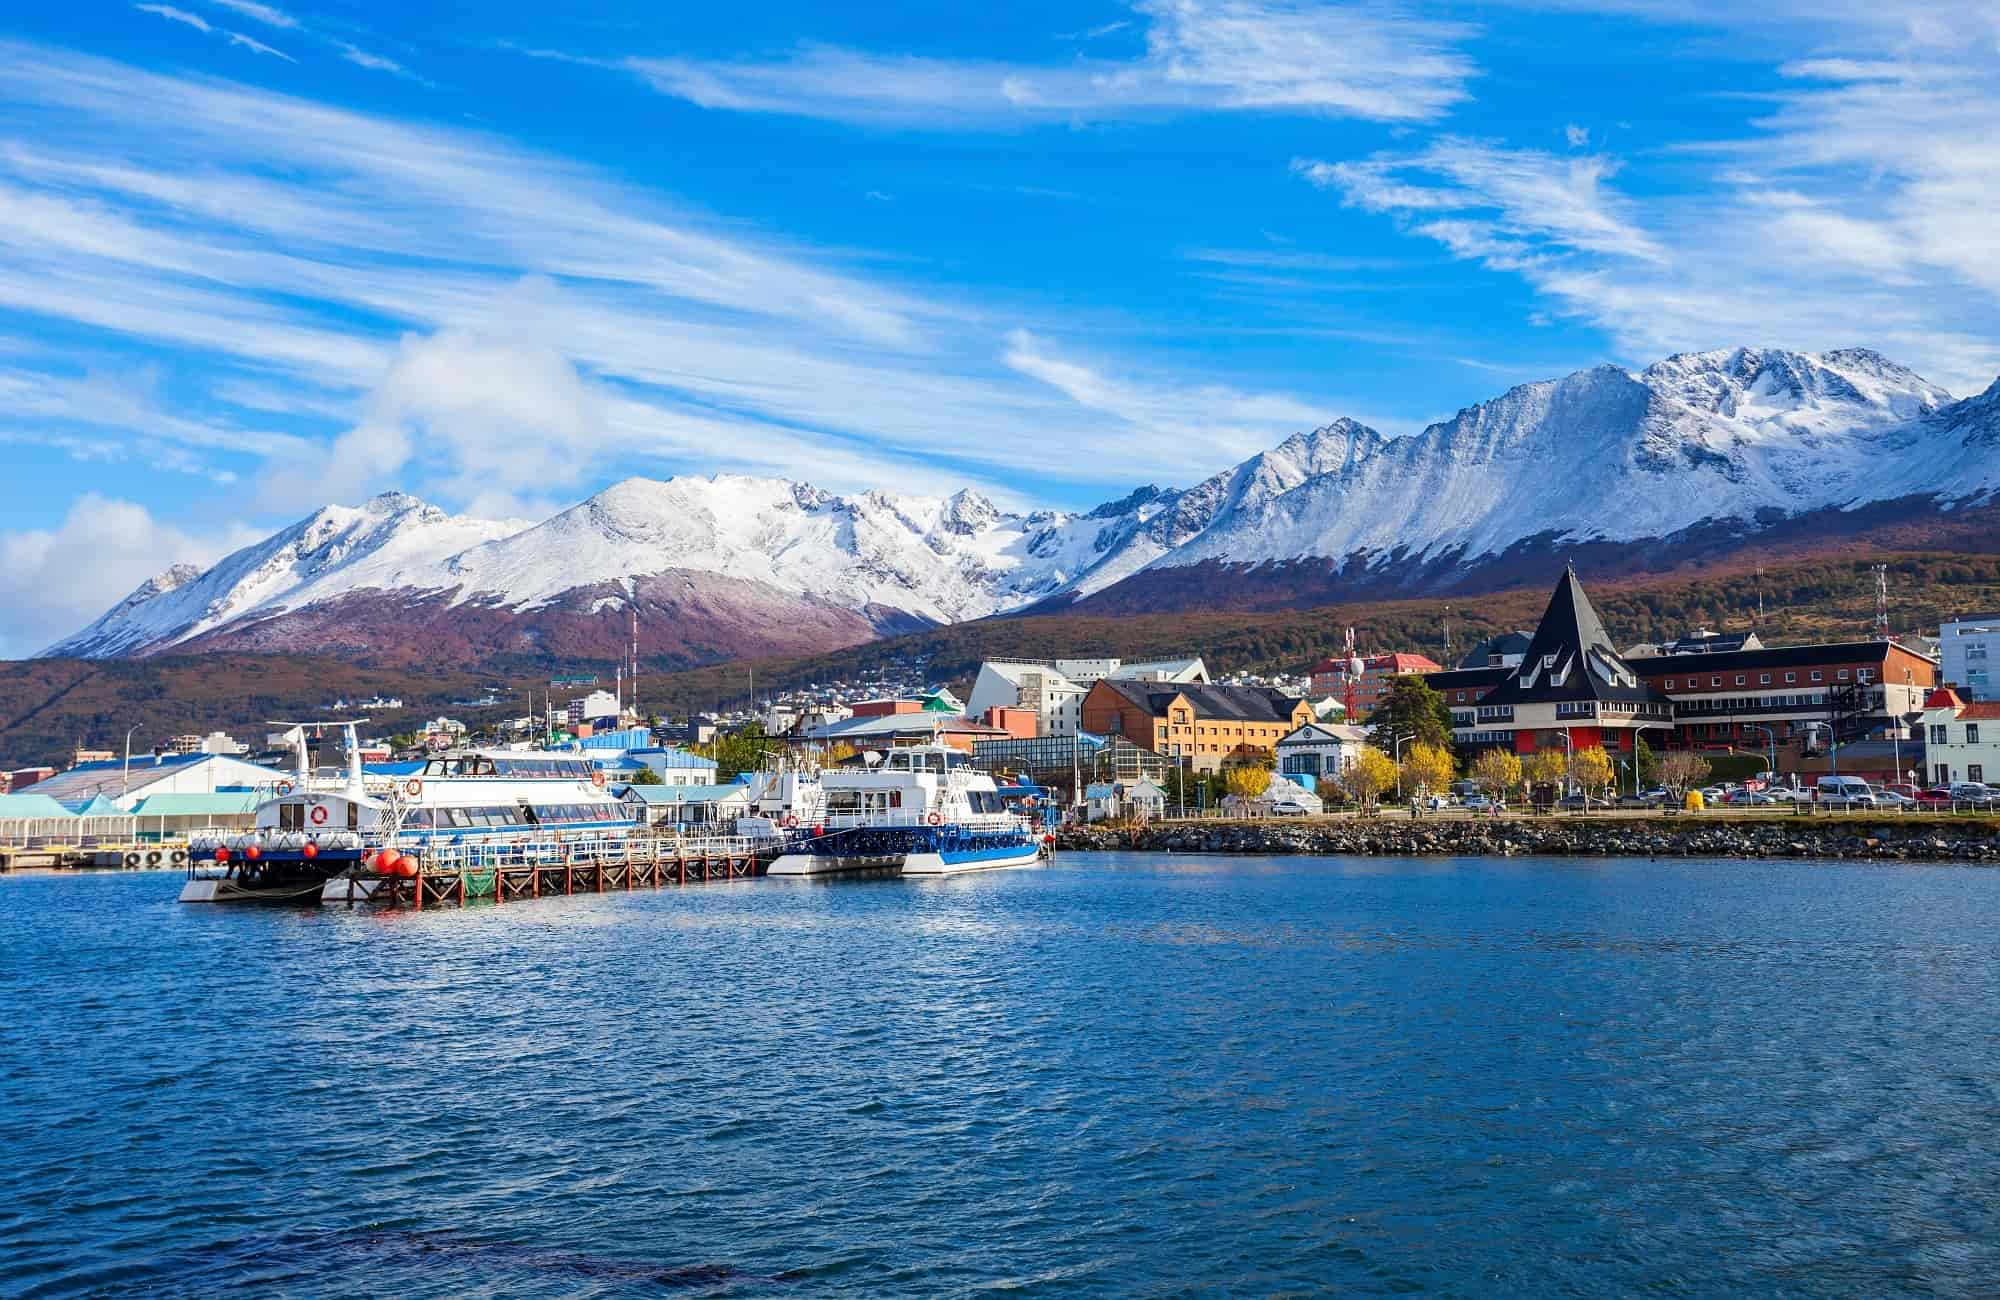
[[1306, 652, 1443, 714], [1625, 629, 1766, 658], [1457, 632, 1532, 670], [1081, 678, 1310, 774]]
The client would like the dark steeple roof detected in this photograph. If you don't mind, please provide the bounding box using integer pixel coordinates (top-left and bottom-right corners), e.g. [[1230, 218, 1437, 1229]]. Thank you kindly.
[[1479, 568, 1669, 708]]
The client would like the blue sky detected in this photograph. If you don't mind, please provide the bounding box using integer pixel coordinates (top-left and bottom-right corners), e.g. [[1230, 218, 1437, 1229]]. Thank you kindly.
[[1, 0, 1997, 654]]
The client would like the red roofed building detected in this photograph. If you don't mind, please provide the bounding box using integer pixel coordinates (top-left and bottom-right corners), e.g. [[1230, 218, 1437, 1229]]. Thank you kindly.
[[1920, 687, 2000, 787], [1307, 652, 1443, 716]]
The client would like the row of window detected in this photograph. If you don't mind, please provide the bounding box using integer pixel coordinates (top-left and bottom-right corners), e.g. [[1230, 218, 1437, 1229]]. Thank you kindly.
[[1662, 668, 1869, 690], [1935, 764, 1987, 783], [403, 802, 628, 829], [1930, 724, 1985, 746]]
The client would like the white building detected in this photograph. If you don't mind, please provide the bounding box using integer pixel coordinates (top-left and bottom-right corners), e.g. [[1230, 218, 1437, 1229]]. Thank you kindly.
[[1920, 688, 2000, 786], [966, 662, 1088, 736], [1940, 616, 1999, 701], [1084, 777, 1169, 822], [1275, 721, 1370, 785], [567, 690, 622, 727]]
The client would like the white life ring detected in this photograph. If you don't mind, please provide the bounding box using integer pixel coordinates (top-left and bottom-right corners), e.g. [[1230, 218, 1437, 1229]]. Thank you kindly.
[[591, 770, 607, 789], [404, 777, 424, 798], [276, 781, 294, 796], [309, 804, 330, 826], [926, 811, 942, 826]]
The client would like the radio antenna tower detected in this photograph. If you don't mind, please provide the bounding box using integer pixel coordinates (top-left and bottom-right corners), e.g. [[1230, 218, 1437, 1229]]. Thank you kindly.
[[1755, 563, 1765, 623], [1872, 564, 1890, 640], [629, 605, 640, 714], [1442, 604, 1454, 665]]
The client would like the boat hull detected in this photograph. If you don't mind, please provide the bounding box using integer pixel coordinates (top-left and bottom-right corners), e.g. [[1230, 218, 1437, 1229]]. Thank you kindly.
[[901, 843, 1046, 875]]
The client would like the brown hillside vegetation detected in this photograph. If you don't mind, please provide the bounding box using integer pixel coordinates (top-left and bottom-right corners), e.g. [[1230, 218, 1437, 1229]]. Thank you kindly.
[[4, 552, 1996, 770]]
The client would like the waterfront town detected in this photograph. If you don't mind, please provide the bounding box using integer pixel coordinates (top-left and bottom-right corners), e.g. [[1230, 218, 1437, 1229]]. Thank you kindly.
[[4, 569, 1997, 856]]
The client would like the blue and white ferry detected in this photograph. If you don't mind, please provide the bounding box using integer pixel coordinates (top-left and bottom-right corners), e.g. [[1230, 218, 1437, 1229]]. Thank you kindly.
[[182, 724, 639, 903], [765, 744, 1047, 878]]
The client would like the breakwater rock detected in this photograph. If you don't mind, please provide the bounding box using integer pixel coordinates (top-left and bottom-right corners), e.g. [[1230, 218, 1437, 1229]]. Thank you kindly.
[[1055, 817, 2000, 863]]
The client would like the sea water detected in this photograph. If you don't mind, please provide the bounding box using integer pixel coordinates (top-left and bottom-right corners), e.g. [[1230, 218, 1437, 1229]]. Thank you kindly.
[[4, 853, 1999, 1296]]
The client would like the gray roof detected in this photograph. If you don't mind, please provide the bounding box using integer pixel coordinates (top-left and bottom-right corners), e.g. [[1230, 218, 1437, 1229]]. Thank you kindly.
[[1097, 678, 1302, 723]]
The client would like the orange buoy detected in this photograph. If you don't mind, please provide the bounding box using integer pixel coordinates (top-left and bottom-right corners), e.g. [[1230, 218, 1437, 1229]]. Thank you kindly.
[[213, 847, 230, 863], [301, 842, 318, 860], [394, 856, 419, 877], [243, 844, 261, 861]]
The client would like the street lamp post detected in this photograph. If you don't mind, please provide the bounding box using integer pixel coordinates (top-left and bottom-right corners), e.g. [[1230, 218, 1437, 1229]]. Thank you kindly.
[[121, 725, 142, 798], [1392, 731, 1412, 800], [1744, 724, 1778, 787]]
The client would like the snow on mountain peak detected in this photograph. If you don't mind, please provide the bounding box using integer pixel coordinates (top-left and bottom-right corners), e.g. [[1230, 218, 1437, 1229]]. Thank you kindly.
[[43, 346, 2000, 661]]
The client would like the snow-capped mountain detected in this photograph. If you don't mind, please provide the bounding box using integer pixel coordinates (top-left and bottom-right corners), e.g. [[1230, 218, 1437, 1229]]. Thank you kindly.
[[45, 346, 2000, 664], [44, 476, 1172, 662]]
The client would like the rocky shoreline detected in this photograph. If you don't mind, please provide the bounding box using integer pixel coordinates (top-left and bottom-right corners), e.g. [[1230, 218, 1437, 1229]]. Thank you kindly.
[[1056, 815, 2000, 863]]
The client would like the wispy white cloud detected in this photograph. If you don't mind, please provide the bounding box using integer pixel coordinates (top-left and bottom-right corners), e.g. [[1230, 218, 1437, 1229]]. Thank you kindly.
[[333, 40, 417, 80], [224, 31, 294, 61], [0, 41, 1329, 514], [134, 4, 211, 34], [1002, 328, 1327, 478], [1296, 55, 2000, 395], [203, 0, 299, 29], [0, 495, 263, 657], [627, 0, 1477, 126]]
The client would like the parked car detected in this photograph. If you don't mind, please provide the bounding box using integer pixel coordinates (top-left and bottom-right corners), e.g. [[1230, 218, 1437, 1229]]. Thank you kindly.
[[1948, 783, 1998, 807], [1556, 793, 1612, 811], [1615, 792, 1657, 809], [1871, 790, 1916, 808], [1638, 787, 1670, 803], [1915, 787, 1958, 809], [1765, 786, 1810, 803], [1882, 783, 1920, 801], [1723, 790, 1776, 805], [1461, 795, 1495, 813], [1267, 800, 1315, 816]]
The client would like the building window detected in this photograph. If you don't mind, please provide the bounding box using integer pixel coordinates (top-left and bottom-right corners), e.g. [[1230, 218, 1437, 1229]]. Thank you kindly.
[[1972, 764, 1986, 784], [1810, 671, 1822, 682], [1970, 724, 1982, 745], [1759, 674, 1771, 685], [1785, 672, 1796, 683], [1665, 678, 1675, 689], [1857, 669, 1873, 683], [1711, 676, 1722, 686], [1932, 724, 1949, 745], [1837, 669, 1849, 680]]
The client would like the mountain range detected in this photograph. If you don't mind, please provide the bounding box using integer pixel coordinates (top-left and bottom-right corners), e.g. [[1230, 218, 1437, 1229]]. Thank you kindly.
[[44, 346, 2000, 667]]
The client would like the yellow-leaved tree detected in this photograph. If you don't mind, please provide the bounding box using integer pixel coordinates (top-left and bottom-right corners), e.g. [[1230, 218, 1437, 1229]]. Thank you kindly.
[[1522, 748, 1568, 800], [1341, 748, 1398, 810], [1567, 746, 1615, 799], [1222, 765, 1272, 799], [1471, 748, 1522, 802], [1400, 741, 1455, 799]]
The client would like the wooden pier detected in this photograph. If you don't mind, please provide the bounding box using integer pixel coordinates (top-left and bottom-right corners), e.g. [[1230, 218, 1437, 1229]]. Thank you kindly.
[[323, 833, 764, 908]]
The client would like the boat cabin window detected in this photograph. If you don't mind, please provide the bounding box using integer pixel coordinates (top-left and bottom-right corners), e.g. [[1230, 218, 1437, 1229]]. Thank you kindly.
[[278, 802, 303, 831]]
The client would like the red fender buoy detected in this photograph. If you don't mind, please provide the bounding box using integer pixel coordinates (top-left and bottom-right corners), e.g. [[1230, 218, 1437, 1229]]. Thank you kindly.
[[213, 847, 230, 864], [301, 842, 318, 860], [243, 844, 261, 861]]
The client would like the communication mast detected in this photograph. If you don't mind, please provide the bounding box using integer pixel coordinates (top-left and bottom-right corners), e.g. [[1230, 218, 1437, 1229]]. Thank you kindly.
[[1872, 564, 1890, 640], [629, 605, 641, 715], [1341, 626, 1363, 721]]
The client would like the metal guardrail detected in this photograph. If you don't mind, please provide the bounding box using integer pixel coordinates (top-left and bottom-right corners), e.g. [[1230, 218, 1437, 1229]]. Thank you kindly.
[[0, 816, 144, 848]]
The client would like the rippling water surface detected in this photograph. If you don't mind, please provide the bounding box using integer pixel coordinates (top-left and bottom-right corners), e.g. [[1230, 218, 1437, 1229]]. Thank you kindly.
[[6, 853, 2000, 1296]]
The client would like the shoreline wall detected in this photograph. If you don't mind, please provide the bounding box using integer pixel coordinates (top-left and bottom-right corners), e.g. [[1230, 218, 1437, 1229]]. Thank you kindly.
[[1056, 816, 2000, 863]]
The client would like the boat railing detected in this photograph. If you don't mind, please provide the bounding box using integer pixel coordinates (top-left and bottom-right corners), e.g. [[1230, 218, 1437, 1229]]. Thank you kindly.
[[413, 831, 754, 872], [814, 811, 1025, 833]]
